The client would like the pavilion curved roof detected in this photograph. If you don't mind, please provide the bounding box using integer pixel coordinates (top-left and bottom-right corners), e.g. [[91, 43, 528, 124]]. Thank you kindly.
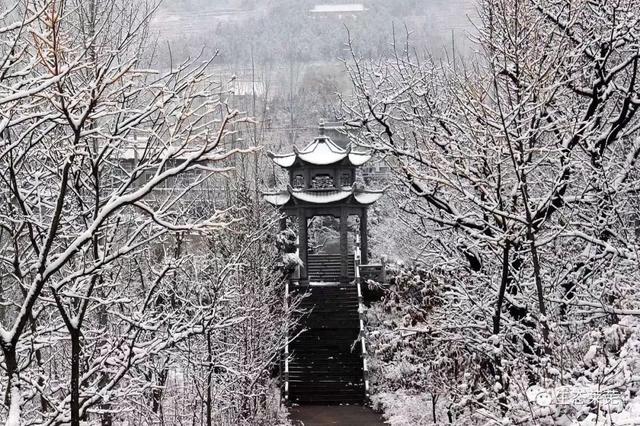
[[262, 184, 384, 207], [267, 136, 372, 168]]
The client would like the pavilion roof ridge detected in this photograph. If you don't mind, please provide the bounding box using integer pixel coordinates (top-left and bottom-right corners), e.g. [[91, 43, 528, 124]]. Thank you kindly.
[[300, 135, 348, 154]]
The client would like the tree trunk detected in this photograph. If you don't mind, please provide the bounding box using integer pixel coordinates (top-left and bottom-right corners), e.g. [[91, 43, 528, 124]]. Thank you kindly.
[[493, 240, 511, 412], [151, 367, 168, 417], [206, 331, 213, 426], [3, 345, 19, 411], [70, 329, 81, 426], [431, 394, 438, 423], [527, 228, 550, 353], [29, 316, 49, 413], [493, 240, 511, 334]]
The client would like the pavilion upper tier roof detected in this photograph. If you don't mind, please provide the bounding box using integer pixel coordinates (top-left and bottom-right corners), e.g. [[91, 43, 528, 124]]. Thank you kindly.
[[267, 135, 372, 168], [263, 184, 384, 207]]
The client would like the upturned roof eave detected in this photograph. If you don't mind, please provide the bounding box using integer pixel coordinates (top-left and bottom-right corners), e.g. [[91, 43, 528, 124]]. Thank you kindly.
[[261, 185, 384, 207]]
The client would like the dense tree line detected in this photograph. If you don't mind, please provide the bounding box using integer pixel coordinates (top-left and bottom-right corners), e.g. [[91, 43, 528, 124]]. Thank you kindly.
[[0, 1, 289, 424], [344, 0, 640, 423]]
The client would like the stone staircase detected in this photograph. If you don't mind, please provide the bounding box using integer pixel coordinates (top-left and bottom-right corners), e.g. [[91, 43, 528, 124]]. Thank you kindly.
[[307, 253, 355, 282], [287, 285, 365, 404]]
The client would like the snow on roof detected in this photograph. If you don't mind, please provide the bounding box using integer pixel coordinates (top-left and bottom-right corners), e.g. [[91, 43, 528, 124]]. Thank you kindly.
[[262, 185, 384, 207], [290, 189, 353, 204], [297, 137, 348, 165], [300, 136, 345, 154], [267, 136, 372, 168], [348, 151, 372, 166], [310, 4, 366, 13], [269, 153, 297, 168], [354, 191, 384, 205], [262, 191, 291, 206]]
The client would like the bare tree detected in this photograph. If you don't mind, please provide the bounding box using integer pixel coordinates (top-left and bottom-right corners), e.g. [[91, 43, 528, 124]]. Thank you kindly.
[[344, 0, 640, 421], [0, 1, 288, 424]]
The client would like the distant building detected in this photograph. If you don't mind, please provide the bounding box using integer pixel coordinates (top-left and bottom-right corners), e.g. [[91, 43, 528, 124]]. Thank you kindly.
[[309, 3, 367, 19], [228, 79, 266, 98]]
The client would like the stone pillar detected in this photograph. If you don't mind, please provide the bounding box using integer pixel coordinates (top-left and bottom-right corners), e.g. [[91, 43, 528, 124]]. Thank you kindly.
[[298, 210, 308, 284], [340, 208, 349, 283], [360, 209, 369, 265], [304, 168, 311, 189]]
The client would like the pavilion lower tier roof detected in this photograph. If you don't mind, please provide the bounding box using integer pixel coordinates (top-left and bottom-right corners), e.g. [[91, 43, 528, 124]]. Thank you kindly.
[[262, 185, 384, 207]]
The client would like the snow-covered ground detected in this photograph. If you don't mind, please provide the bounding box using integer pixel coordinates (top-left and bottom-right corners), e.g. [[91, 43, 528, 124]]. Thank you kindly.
[[365, 274, 640, 425]]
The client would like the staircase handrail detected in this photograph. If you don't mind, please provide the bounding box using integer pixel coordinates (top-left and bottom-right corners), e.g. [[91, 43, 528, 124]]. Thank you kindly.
[[356, 277, 370, 399], [283, 280, 290, 401]]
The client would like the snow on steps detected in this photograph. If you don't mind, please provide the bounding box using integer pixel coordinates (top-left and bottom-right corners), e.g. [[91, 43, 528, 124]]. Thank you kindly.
[[287, 284, 365, 404]]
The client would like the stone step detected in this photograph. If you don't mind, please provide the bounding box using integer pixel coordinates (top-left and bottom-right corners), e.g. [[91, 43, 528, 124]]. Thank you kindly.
[[307, 254, 354, 259], [288, 357, 362, 363], [291, 345, 361, 352], [299, 301, 359, 308], [307, 261, 355, 269], [289, 385, 365, 392], [307, 266, 355, 271], [288, 393, 365, 404], [297, 309, 359, 316], [299, 296, 359, 302], [298, 301, 359, 308], [289, 384, 365, 392], [299, 291, 358, 295], [291, 336, 360, 345], [285, 282, 365, 404], [290, 342, 360, 348], [289, 377, 363, 382], [288, 366, 364, 373], [288, 356, 362, 363], [289, 370, 363, 376]]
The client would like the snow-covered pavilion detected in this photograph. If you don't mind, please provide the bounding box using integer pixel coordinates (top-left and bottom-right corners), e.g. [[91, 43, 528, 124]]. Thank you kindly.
[[263, 122, 383, 284]]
